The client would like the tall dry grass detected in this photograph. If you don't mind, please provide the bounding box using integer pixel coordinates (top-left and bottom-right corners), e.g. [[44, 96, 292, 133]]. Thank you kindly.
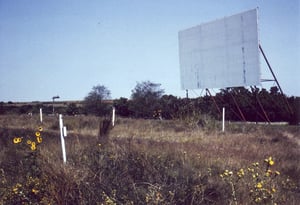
[[0, 114, 299, 204]]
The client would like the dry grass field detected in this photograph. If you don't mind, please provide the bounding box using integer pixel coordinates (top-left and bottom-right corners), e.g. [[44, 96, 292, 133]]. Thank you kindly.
[[0, 114, 299, 204]]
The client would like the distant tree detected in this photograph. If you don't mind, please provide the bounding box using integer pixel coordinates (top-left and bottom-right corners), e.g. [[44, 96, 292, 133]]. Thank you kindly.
[[84, 85, 111, 116], [268, 86, 292, 121], [159, 95, 180, 119], [113, 97, 131, 117], [130, 81, 164, 118]]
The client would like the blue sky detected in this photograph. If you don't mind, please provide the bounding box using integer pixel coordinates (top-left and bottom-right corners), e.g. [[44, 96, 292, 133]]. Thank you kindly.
[[0, 0, 299, 102]]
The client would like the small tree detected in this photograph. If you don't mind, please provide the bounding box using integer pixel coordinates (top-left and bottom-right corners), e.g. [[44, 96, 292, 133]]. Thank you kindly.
[[130, 81, 164, 118], [113, 97, 131, 117], [84, 85, 111, 116]]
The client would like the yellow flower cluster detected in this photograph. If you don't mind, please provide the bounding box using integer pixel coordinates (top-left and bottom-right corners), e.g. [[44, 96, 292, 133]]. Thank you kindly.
[[265, 156, 275, 166], [12, 126, 43, 151], [220, 157, 282, 204], [12, 183, 22, 194], [220, 169, 233, 178], [220, 168, 245, 179], [13, 137, 22, 144], [237, 168, 245, 178]]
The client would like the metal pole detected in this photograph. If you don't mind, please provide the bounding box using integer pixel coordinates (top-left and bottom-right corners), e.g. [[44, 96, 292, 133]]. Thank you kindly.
[[259, 44, 293, 114], [256, 96, 271, 124], [206, 88, 221, 115], [229, 91, 246, 122], [52, 96, 60, 115]]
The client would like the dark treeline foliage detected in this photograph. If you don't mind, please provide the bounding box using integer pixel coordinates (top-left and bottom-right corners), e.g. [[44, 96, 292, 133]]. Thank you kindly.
[[113, 86, 299, 124], [0, 102, 84, 116], [1, 84, 299, 124], [129, 81, 164, 118]]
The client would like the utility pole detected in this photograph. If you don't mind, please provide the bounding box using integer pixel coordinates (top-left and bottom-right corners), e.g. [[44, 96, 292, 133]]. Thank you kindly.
[[52, 95, 60, 115]]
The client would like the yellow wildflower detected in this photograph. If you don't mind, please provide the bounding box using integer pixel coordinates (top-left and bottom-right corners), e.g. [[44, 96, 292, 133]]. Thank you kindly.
[[35, 131, 41, 137], [269, 159, 274, 166], [38, 126, 43, 132], [237, 169, 245, 178], [37, 136, 42, 143], [31, 142, 36, 151], [13, 137, 22, 144], [32, 188, 39, 194], [265, 169, 272, 177], [256, 182, 263, 189], [12, 187, 18, 193]]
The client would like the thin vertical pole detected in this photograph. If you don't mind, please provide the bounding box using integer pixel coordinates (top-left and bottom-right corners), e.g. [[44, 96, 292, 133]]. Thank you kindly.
[[222, 107, 225, 132], [59, 114, 67, 164], [39, 108, 43, 123], [112, 107, 116, 127]]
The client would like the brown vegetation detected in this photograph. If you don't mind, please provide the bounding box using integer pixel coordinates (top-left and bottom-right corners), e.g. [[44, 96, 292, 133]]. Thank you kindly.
[[0, 114, 299, 204]]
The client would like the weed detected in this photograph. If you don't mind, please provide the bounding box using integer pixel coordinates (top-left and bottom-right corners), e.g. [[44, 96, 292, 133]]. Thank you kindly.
[[0, 115, 299, 204]]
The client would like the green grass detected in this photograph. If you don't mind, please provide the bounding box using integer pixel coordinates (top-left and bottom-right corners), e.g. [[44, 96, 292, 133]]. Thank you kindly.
[[0, 114, 299, 204]]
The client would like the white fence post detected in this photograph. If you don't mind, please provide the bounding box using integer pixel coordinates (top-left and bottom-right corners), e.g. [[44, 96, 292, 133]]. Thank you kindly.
[[112, 107, 116, 127], [59, 114, 67, 164], [222, 107, 225, 132], [40, 108, 43, 123]]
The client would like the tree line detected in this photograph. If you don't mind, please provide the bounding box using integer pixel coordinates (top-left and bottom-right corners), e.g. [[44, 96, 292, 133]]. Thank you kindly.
[[1, 81, 299, 124]]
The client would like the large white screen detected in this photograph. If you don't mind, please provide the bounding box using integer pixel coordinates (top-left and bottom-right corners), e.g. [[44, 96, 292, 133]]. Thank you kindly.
[[179, 9, 261, 90]]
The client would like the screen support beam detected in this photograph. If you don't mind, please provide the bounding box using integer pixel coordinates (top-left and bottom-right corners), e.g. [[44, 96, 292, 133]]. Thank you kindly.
[[259, 44, 293, 115], [229, 90, 247, 122], [206, 88, 221, 116], [256, 95, 271, 123]]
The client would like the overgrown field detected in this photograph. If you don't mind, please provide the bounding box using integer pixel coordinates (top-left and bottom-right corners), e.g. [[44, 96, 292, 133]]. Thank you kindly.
[[0, 114, 299, 204]]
